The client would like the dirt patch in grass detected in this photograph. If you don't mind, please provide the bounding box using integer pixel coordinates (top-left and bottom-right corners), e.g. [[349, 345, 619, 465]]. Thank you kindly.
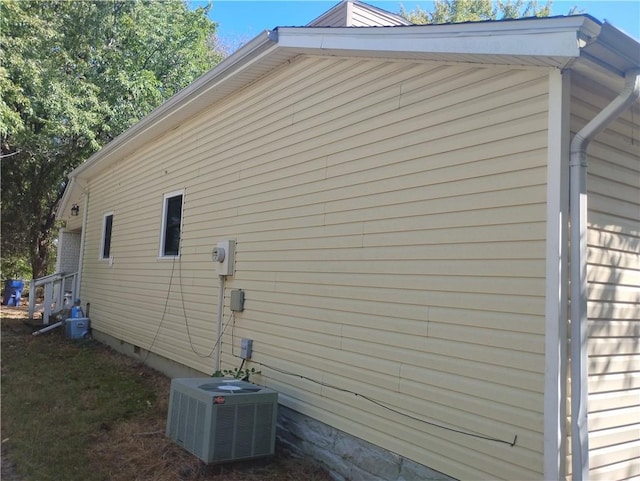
[[1, 306, 331, 481]]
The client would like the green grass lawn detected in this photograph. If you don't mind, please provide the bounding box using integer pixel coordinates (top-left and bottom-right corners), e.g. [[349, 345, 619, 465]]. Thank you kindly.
[[1, 308, 330, 481], [2, 310, 166, 480]]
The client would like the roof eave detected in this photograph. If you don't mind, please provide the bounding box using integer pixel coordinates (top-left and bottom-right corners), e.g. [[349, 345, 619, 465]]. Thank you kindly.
[[57, 16, 639, 221], [278, 16, 599, 63]]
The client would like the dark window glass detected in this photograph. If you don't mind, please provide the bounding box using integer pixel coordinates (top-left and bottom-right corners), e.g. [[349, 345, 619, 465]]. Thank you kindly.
[[102, 214, 113, 259], [163, 195, 182, 256]]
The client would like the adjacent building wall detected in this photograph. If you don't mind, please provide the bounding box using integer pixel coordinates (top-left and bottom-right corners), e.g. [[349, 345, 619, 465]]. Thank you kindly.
[[307, 1, 409, 27], [56, 229, 81, 275], [55, 228, 82, 296], [570, 76, 640, 480], [79, 56, 551, 479]]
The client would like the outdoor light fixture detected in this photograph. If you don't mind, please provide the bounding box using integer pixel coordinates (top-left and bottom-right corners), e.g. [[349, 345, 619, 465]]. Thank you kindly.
[[71, 204, 80, 216]]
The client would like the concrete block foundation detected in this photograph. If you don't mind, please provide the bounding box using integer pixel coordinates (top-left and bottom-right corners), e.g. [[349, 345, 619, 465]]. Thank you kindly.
[[277, 405, 456, 481]]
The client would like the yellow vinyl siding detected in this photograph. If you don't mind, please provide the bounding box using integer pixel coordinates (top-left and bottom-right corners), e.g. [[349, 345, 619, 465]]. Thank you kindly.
[[80, 56, 550, 480], [65, 214, 83, 231], [570, 77, 640, 480]]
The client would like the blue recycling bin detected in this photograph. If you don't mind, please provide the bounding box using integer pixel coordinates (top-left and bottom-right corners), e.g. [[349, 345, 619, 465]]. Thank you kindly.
[[3, 280, 25, 306]]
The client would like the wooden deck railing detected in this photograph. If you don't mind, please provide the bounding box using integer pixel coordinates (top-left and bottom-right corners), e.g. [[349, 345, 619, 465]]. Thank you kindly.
[[28, 272, 78, 324]]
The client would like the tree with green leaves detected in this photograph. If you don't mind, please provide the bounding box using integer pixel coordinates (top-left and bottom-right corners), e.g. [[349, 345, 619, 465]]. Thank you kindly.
[[400, 0, 554, 24], [1, 0, 223, 280]]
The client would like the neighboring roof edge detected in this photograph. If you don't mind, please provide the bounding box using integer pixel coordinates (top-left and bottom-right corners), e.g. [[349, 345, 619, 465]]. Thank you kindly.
[[307, 0, 412, 27], [57, 15, 639, 221], [306, 0, 342, 26], [350, 0, 413, 25]]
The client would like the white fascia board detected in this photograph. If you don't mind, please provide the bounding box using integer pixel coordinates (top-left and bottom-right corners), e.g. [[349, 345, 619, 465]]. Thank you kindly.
[[276, 23, 586, 59], [57, 177, 77, 221], [58, 176, 89, 221]]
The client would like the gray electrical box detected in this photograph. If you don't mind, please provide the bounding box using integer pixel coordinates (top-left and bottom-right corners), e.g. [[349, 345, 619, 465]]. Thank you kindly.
[[213, 240, 235, 276], [230, 289, 244, 312], [240, 338, 253, 359]]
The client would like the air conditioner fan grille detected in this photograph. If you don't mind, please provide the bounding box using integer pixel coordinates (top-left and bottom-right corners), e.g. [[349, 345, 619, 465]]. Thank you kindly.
[[199, 383, 261, 394]]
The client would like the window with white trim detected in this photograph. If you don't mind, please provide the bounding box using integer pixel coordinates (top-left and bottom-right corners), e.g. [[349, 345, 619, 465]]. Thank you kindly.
[[160, 191, 183, 257], [100, 212, 114, 260]]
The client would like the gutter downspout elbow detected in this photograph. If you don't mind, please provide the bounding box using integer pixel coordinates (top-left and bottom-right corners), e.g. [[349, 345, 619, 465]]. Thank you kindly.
[[569, 69, 640, 481], [570, 70, 640, 156]]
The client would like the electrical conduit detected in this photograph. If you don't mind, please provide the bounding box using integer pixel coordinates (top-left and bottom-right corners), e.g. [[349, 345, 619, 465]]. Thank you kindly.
[[213, 274, 225, 373]]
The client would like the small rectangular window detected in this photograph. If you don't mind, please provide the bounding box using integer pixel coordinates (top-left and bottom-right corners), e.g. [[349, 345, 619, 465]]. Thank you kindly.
[[160, 191, 183, 257], [101, 212, 114, 260]]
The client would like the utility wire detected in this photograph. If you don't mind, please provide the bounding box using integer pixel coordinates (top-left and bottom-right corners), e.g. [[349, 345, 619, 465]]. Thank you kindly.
[[244, 358, 517, 447], [141, 255, 177, 364], [179, 253, 217, 358], [142, 187, 224, 360]]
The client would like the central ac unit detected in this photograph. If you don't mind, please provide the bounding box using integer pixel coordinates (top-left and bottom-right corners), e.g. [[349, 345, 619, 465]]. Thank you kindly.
[[166, 378, 278, 464]]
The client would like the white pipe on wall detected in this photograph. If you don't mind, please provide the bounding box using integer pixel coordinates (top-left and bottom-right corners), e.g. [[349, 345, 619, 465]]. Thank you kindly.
[[569, 69, 640, 481], [76, 190, 90, 300], [213, 274, 226, 373], [543, 68, 570, 481]]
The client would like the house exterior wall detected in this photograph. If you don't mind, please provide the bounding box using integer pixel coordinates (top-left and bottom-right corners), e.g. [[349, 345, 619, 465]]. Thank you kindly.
[[570, 77, 640, 480], [64, 208, 84, 231], [79, 56, 551, 480]]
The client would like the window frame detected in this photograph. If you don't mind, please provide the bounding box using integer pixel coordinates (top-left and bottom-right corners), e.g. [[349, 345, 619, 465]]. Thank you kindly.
[[159, 190, 184, 258], [99, 211, 114, 260]]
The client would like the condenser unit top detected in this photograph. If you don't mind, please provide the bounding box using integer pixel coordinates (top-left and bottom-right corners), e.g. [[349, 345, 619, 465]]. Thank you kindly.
[[200, 379, 263, 394], [170, 378, 276, 400]]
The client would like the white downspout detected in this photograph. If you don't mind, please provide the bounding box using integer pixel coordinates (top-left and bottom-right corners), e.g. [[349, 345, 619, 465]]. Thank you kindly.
[[569, 69, 640, 481], [76, 190, 90, 300]]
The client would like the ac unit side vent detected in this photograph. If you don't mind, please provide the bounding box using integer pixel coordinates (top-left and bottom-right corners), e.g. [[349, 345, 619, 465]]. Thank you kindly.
[[168, 391, 207, 459], [235, 404, 256, 459], [213, 405, 235, 461], [254, 403, 275, 455], [166, 378, 278, 464]]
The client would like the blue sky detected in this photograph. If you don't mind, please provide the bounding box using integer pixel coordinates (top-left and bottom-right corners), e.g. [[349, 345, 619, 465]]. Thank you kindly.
[[195, 0, 639, 52]]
